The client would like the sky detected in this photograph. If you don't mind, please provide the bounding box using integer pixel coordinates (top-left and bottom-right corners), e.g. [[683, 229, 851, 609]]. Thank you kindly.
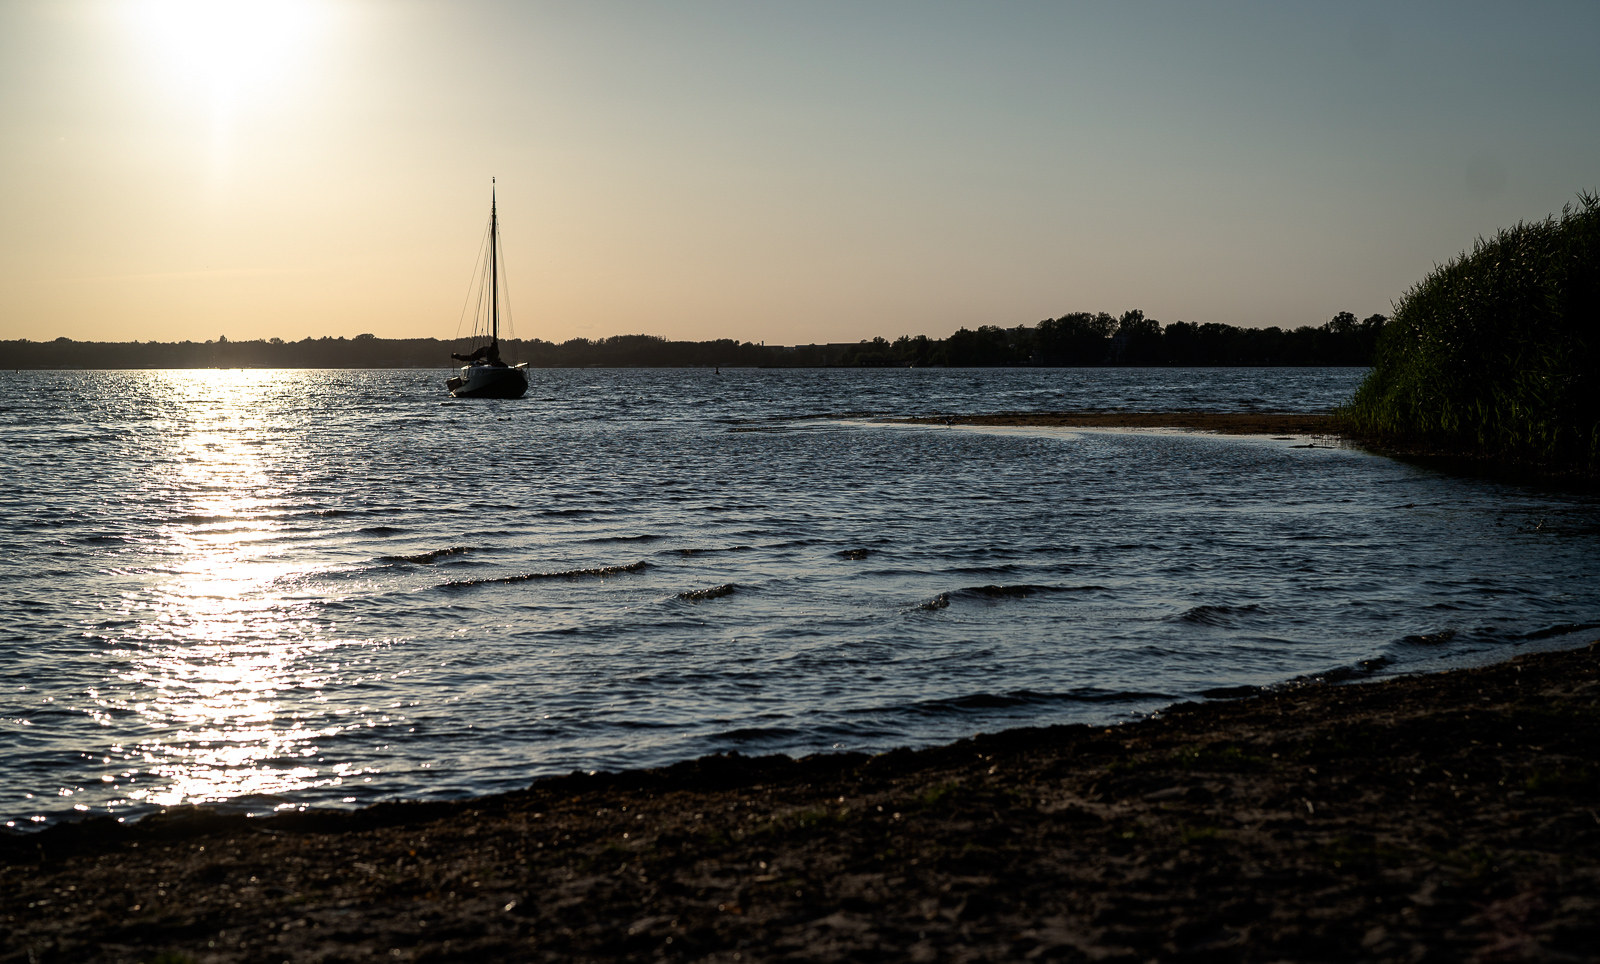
[[1, 1, 1597, 347]]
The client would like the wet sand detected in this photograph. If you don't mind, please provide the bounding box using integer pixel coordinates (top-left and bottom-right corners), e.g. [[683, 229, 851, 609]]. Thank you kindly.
[[893, 411, 1343, 435], [5, 643, 1598, 962]]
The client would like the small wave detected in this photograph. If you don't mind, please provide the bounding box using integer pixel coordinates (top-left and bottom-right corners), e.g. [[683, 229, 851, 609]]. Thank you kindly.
[[1197, 684, 1261, 699], [165, 513, 240, 526], [539, 508, 595, 517], [964, 584, 1045, 599], [670, 545, 753, 557], [359, 526, 405, 537], [884, 688, 1173, 716], [915, 584, 1102, 612], [587, 534, 662, 544], [951, 564, 1023, 576], [1284, 656, 1397, 686], [1399, 629, 1456, 646], [709, 725, 806, 743], [586, 719, 675, 732], [80, 534, 131, 545], [836, 548, 873, 560], [763, 538, 823, 550], [442, 561, 648, 588], [678, 584, 738, 601], [1176, 603, 1264, 627], [1516, 621, 1600, 642], [383, 546, 473, 565]]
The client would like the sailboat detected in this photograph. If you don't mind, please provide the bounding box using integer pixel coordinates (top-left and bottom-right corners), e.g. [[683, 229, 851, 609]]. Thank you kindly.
[[447, 179, 529, 399]]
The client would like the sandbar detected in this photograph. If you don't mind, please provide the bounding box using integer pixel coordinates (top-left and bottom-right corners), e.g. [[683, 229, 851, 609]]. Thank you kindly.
[[892, 411, 1342, 435]]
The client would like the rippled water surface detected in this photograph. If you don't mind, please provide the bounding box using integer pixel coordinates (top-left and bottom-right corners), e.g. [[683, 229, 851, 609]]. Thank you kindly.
[[3, 367, 1597, 828]]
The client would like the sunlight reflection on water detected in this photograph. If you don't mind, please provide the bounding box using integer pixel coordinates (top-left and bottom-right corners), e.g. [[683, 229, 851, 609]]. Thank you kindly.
[[95, 372, 331, 810], [3, 367, 1598, 828]]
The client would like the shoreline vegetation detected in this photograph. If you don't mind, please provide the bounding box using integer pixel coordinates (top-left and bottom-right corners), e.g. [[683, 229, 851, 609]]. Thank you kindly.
[[1, 311, 1383, 370], [5, 643, 1596, 962], [1344, 193, 1599, 477]]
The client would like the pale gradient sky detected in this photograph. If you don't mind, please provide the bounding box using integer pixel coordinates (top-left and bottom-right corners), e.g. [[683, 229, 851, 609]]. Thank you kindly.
[[2, 1, 1597, 346]]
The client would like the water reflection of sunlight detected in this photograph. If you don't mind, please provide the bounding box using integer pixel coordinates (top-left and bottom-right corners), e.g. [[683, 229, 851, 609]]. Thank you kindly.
[[97, 371, 360, 813]]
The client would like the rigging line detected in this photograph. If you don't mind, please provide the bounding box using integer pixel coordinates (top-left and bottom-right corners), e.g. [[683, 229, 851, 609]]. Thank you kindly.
[[495, 225, 516, 341], [453, 215, 495, 342], [470, 267, 487, 343]]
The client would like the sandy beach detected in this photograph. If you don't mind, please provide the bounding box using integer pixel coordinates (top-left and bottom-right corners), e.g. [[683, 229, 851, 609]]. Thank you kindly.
[[5, 641, 1597, 962]]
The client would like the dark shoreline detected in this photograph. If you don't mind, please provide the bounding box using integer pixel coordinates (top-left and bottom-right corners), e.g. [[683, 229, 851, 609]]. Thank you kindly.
[[6, 643, 1598, 962]]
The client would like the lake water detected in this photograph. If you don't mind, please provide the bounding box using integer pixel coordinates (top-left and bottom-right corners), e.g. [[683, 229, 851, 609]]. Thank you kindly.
[[3, 367, 1598, 830]]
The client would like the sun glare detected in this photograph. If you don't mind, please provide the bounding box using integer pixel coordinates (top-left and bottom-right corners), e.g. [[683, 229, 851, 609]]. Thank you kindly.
[[129, 0, 322, 109], [89, 370, 358, 812]]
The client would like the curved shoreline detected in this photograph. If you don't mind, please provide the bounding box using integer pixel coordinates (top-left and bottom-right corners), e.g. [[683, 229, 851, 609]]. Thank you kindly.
[[5, 643, 1597, 961], [889, 411, 1595, 482], [890, 410, 1343, 435]]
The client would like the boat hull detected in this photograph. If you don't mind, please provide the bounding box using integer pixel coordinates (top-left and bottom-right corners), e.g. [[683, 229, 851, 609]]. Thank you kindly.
[[448, 364, 528, 399]]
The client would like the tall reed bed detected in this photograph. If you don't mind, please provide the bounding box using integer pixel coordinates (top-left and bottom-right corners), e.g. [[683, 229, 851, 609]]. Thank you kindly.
[[1344, 192, 1600, 475]]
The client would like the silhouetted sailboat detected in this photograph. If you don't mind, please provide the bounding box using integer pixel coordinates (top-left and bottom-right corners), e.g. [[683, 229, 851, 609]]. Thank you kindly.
[[448, 179, 529, 399]]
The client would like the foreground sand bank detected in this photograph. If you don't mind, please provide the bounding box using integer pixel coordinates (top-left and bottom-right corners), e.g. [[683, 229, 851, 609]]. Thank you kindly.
[[5, 644, 1598, 962]]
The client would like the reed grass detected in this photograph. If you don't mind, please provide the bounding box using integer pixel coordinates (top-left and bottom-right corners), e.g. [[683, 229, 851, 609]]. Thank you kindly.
[[1343, 192, 1600, 475]]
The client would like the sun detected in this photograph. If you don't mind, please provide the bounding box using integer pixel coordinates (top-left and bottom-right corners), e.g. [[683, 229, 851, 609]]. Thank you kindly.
[[128, 0, 323, 109]]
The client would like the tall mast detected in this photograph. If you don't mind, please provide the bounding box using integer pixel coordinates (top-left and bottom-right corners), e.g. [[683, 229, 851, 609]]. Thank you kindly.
[[489, 177, 499, 344]]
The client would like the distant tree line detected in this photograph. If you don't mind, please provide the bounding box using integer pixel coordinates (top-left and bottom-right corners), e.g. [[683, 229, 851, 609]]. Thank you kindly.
[[2, 311, 1385, 369], [848, 310, 1386, 367]]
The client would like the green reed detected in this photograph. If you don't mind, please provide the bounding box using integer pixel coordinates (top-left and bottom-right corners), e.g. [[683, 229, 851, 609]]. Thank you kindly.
[[1343, 192, 1600, 475]]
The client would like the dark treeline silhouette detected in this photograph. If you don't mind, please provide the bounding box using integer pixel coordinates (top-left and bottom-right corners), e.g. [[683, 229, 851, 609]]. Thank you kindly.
[[932, 310, 1387, 367], [2, 311, 1385, 369]]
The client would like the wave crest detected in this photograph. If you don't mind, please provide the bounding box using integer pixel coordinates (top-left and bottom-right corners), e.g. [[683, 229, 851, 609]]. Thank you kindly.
[[384, 546, 473, 565], [678, 584, 738, 601], [442, 561, 648, 588]]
